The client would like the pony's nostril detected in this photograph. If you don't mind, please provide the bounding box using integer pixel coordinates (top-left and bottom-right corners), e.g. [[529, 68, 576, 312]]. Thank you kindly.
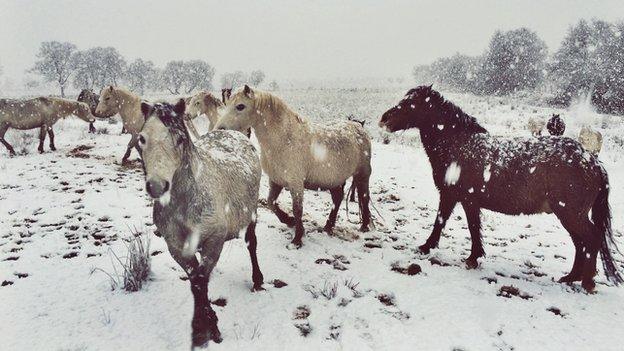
[[163, 181, 170, 193]]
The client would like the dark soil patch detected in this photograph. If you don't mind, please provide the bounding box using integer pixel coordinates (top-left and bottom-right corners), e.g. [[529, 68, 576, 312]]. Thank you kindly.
[[272, 279, 288, 288], [211, 298, 227, 307], [497, 285, 533, 300]]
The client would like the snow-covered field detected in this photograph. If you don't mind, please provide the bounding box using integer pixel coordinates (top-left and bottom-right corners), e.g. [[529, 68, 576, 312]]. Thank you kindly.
[[1, 88, 624, 351]]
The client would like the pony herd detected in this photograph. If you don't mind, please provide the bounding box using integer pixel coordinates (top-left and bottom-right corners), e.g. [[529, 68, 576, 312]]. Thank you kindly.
[[1, 85, 622, 348], [528, 113, 603, 154]]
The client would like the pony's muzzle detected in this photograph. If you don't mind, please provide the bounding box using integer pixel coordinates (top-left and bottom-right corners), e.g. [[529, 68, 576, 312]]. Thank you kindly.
[[146, 179, 170, 199]]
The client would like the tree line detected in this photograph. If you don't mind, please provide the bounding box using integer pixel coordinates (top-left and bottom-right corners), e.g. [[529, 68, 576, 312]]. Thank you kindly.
[[413, 19, 624, 114], [29, 41, 273, 97]]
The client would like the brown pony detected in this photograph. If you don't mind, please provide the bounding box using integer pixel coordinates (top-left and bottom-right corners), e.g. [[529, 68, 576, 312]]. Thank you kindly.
[[0, 97, 95, 155], [379, 85, 622, 292]]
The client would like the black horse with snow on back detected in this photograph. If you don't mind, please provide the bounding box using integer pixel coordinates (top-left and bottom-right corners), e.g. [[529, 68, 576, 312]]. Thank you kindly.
[[379, 85, 622, 293], [547, 113, 566, 136]]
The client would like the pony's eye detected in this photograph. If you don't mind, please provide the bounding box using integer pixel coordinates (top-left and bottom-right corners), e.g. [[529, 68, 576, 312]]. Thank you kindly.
[[105, 97, 110, 101], [138, 135, 146, 144], [236, 104, 245, 111]]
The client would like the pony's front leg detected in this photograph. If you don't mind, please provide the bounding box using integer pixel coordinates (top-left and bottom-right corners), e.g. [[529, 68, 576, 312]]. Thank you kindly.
[[324, 183, 345, 233], [420, 193, 456, 254], [462, 202, 485, 269], [0, 124, 16, 156], [289, 184, 305, 248], [267, 181, 295, 226], [37, 126, 47, 153], [122, 134, 138, 163], [189, 268, 222, 347], [88, 122, 96, 134], [47, 126, 56, 151], [245, 220, 264, 291]]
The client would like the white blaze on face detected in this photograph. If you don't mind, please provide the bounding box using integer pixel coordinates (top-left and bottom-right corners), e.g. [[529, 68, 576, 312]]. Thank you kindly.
[[444, 162, 461, 185], [311, 140, 328, 162], [483, 164, 492, 182], [158, 190, 171, 206], [182, 227, 202, 257]]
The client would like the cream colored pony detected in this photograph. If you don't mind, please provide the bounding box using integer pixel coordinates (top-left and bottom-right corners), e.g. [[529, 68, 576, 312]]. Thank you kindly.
[[95, 86, 146, 163], [186, 91, 224, 131], [579, 125, 603, 155], [0, 97, 95, 155], [215, 85, 372, 247]]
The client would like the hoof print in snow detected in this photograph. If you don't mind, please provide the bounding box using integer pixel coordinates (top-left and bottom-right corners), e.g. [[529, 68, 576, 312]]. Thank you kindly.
[[376, 293, 396, 307], [546, 306, 566, 317], [179, 276, 189, 281], [292, 305, 311, 320], [74, 189, 85, 194], [497, 285, 533, 300], [315, 256, 350, 271], [62, 252, 79, 259], [364, 241, 382, 249], [294, 322, 312, 337], [14, 272, 29, 279], [98, 216, 111, 222], [481, 277, 498, 284], [2, 280, 14, 287], [272, 279, 288, 288], [391, 262, 422, 276], [429, 257, 451, 267], [211, 298, 227, 307], [328, 324, 341, 340], [3, 256, 19, 261]]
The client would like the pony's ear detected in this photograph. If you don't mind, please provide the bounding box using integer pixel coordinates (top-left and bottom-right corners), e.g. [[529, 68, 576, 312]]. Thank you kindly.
[[141, 102, 153, 118], [243, 85, 254, 98], [428, 84, 433, 89], [174, 98, 186, 116]]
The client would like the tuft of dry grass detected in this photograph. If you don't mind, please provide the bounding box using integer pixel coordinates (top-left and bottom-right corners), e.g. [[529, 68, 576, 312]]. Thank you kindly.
[[91, 229, 151, 292]]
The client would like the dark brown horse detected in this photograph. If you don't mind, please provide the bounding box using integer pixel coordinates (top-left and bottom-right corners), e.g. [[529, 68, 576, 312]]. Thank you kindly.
[[379, 85, 622, 292], [77, 89, 100, 133], [547, 113, 566, 136]]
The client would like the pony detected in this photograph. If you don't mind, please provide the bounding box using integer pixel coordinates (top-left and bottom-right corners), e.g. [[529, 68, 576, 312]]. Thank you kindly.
[[77, 89, 100, 133], [139, 99, 263, 347], [527, 117, 545, 136], [215, 85, 372, 247], [379, 85, 622, 292], [547, 113, 565, 136], [579, 125, 603, 155], [0, 97, 95, 155], [221, 88, 232, 104], [95, 86, 146, 163], [186, 91, 224, 131], [347, 115, 366, 201]]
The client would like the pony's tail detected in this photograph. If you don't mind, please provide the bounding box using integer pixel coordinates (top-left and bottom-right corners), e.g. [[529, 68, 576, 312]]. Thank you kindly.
[[593, 177, 623, 285]]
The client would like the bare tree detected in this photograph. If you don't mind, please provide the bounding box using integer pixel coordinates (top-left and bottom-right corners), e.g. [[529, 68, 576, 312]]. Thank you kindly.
[[125, 58, 157, 94], [182, 60, 215, 93], [31, 41, 77, 97], [161, 60, 186, 94], [220, 70, 249, 89], [249, 70, 266, 87]]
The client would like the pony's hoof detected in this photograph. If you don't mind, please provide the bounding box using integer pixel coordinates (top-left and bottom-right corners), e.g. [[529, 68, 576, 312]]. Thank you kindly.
[[359, 224, 370, 232], [287, 241, 302, 250], [252, 285, 265, 292], [50, 146, 57, 151], [323, 224, 334, 234], [418, 245, 432, 255], [558, 274, 582, 283], [210, 329, 223, 343], [465, 257, 480, 270], [582, 280, 596, 294], [38, 149, 44, 154]]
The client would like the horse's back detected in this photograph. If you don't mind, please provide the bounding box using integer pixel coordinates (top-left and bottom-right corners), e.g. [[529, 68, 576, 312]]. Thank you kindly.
[[0, 97, 51, 129], [305, 119, 371, 189]]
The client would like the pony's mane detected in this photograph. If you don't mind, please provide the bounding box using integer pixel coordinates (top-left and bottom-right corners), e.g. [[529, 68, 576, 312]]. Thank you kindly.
[[410, 87, 487, 133], [233, 89, 302, 123], [203, 92, 224, 107]]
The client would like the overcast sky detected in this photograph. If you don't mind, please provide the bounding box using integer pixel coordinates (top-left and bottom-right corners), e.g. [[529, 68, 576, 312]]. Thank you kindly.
[[1, 0, 623, 83]]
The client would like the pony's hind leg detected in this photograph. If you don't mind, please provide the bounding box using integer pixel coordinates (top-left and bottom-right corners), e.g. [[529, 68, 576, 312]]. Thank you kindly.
[[324, 183, 345, 234], [462, 202, 485, 269], [554, 207, 599, 292], [354, 173, 371, 232], [37, 126, 46, 153], [267, 180, 295, 227], [289, 184, 305, 247], [245, 220, 264, 291], [420, 193, 457, 254], [47, 127, 56, 151], [349, 180, 357, 202], [0, 124, 16, 156]]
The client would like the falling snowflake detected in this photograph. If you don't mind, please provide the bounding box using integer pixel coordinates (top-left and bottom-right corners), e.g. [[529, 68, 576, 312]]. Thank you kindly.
[[444, 162, 461, 185]]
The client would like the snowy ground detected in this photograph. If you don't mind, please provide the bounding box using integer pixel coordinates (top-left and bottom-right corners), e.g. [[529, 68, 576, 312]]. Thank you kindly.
[[1, 88, 624, 351]]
